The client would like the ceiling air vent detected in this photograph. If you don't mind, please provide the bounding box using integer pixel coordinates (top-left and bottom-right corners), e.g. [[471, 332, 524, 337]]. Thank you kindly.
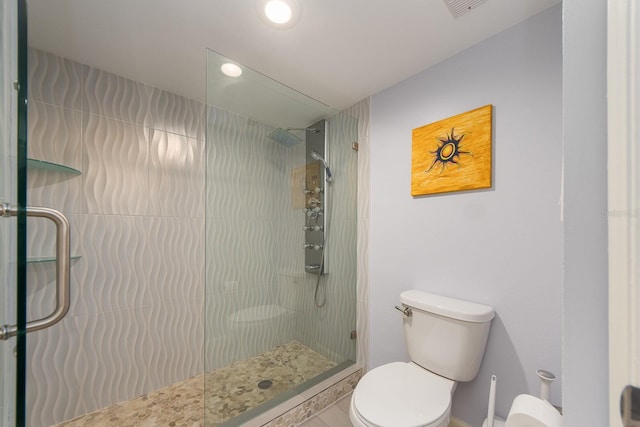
[[444, 0, 489, 18]]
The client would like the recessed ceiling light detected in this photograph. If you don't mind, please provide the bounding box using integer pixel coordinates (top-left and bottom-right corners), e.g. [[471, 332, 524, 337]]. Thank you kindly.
[[220, 63, 242, 78], [256, 0, 300, 29], [264, 0, 292, 24]]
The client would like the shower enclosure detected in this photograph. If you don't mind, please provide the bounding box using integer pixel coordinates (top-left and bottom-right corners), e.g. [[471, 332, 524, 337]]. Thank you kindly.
[[0, 1, 358, 424], [204, 49, 358, 424]]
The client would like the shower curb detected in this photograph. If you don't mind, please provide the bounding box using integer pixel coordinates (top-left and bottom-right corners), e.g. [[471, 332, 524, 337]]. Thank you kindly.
[[243, 364, 363, 426]]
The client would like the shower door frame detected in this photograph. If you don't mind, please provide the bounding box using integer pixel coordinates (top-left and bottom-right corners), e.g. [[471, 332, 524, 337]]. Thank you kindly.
[[1, 0, 28, 425], [608, 0, 640, 425]]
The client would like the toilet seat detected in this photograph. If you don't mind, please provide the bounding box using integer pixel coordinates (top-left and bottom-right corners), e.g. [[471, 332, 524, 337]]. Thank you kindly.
[[351, 362, 453, 427]]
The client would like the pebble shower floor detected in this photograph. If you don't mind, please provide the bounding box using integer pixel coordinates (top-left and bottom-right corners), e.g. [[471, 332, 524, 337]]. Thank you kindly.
[[53, 341, 336, 426]]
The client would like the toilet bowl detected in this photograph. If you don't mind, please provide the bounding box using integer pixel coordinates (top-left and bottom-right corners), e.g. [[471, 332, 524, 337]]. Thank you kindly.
[[350, 362, 454, 427], [350, 290, 495, 427]]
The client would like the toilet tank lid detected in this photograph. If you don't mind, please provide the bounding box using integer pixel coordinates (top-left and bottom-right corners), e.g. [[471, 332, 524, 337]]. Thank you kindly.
[[400, 290, 495, 323]]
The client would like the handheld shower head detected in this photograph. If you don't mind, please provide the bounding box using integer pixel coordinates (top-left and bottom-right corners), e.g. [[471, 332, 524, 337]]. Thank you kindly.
[[311, 151, 332, 182], [310, 150, 325, 163]]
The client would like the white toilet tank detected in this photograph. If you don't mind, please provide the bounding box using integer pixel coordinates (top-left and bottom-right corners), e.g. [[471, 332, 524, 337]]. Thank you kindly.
[[400, 290, 495, 382]]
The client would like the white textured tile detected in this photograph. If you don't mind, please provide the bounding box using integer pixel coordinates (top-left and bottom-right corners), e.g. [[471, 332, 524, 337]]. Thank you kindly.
[[79, 307, 152, 414], [147, 296, 203, 390], [344, 98, 371, 369], [356, 217, 370, 369], [27, 170, 83, 215], [26, 214, 83, 319], [82, 114, 149, 215], [28, 101, 82, 170], [27, 100, 83, 214], [148, 130, 204, 218], [28, 48, 83, 110], [352, 99, 371, 221], [326, 112, 358, 222], [77, 215, 149, 314], [22, 270, 56, 330], [146, 216, 204, 304], [26, 316, 87, 427], [83, 65, 150, 126], [148, 87, 204, 139]]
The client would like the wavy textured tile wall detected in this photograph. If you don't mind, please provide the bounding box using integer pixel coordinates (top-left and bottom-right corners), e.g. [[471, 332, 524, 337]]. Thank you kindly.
[[343, 98, 371, 370], [82, 115, 150, 215], [204, 106, 360, 372], [28, 48, 82, 110], [25, 48, 204, 427], [204, 106, 300, 370], [83, 66, 150, 126], [24, 47, 370, 427]]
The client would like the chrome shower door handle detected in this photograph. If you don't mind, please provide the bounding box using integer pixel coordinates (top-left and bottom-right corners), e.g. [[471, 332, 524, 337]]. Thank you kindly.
[[0, 204, 71, 340]]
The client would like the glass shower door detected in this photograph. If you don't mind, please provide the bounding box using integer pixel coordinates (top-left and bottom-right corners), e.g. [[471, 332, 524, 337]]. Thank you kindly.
[[1, 0, 27, 426], [205, 49, 358, 425]]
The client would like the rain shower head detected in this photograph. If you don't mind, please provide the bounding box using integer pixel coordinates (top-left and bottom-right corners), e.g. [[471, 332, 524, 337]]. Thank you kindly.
[[311, 151, 333, 182], [268, 128, 302, 147]]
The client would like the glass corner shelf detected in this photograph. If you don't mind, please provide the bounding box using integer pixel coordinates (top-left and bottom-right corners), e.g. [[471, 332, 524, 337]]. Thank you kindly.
[[27, 158, 81, 175], [27, 255, 81, 264]]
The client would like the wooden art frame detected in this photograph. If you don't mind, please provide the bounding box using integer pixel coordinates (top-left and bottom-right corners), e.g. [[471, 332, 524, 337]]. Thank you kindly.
[[411, 104, 493, 196]]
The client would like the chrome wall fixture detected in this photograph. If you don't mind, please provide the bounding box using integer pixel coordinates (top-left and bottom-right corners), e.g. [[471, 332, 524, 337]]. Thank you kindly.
[[0, 203, 70, 340], [304, 120, 328, 274]]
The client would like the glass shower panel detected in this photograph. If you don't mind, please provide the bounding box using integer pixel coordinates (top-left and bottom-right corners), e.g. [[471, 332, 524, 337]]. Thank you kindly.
[[1, 1, 27, 425], [205, 49, 357, 425], [0, 3, 18, 424]]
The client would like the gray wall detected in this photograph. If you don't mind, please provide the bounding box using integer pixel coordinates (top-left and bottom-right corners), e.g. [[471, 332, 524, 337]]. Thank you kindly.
[[562, 0, 609, 424], [369, 6, 562, 425]]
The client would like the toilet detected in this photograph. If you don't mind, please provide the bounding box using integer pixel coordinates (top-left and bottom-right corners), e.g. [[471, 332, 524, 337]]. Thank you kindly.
[[350, 290, 495, 427]]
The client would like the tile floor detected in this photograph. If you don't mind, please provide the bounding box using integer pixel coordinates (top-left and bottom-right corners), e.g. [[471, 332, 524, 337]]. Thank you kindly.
[[301, 394, 460, 427], [298, 393, 353, 427]]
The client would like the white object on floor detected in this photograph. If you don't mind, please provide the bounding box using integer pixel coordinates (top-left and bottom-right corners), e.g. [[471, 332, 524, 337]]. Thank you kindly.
[[505, 394, 563, 427]]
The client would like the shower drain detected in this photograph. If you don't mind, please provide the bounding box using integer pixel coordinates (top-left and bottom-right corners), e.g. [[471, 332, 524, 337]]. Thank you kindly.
[[257, 379, 273, 390]]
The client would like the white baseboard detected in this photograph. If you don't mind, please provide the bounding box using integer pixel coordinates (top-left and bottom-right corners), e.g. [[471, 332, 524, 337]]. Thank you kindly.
[[449, 416, 472, 427]]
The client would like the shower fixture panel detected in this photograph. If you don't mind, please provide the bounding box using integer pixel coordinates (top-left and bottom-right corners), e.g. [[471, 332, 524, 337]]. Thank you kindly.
[[304, 119, 328, 275]]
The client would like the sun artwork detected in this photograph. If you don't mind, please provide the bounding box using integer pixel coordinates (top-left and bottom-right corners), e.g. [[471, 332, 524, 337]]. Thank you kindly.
[[411, 105, 492, 196]]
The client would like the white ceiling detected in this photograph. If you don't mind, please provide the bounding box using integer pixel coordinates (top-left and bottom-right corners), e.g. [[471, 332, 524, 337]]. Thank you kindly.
[[26, 0, 560, 111]]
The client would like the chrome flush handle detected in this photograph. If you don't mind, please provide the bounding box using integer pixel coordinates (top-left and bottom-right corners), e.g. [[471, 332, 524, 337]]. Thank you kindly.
[[394, 305, 412, 317]]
